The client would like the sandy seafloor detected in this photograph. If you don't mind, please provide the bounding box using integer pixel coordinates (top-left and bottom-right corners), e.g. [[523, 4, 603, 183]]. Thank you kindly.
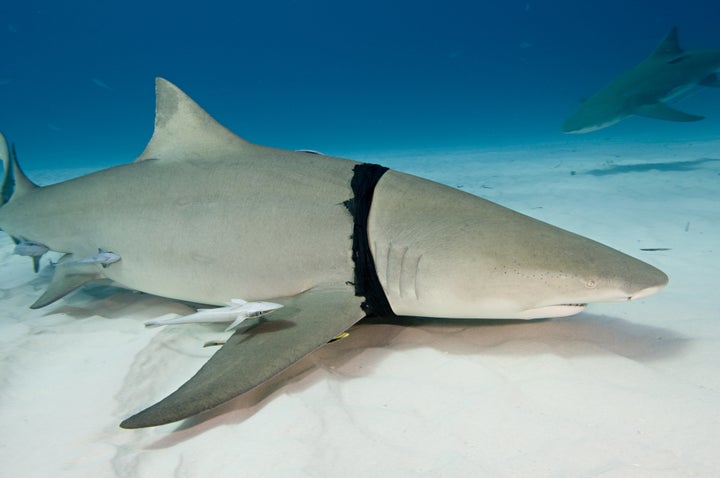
[[0, 138, 718, 477]]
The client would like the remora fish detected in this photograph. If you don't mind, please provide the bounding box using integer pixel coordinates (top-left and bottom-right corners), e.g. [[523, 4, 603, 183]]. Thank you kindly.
[[0, 79, 668, 428], [563, 27, 720, 133]]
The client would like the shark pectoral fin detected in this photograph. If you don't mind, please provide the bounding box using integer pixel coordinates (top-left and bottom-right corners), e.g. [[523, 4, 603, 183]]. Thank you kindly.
[[30, 260, 103, 309], [634, 102, 704, 122], [120, 284, 365, 429]]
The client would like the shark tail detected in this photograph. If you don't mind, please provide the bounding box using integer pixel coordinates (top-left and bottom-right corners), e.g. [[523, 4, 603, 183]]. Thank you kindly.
[[1, 132, 38, 206]]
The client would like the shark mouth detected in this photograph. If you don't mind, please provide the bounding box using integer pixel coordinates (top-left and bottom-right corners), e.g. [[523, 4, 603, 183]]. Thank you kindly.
[[516, 283, 667, 319]]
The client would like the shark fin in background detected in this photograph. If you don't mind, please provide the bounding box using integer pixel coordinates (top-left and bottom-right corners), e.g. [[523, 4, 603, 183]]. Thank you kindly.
[[633, 102, 703, 122], [120, 284, 365, 429], [650, 26, 683, 60]]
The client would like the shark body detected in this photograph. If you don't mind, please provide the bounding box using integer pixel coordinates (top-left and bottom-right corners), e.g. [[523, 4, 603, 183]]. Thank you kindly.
[[563, 27, 720, 133], [0, 79, 667, 428]]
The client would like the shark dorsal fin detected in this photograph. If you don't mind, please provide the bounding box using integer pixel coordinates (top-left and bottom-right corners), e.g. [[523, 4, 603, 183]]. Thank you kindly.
[[135, 78, 252, 162], [650, 27, 685, 61]]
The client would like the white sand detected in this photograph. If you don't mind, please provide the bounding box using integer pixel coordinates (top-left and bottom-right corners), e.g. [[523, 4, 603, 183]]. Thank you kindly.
[[1, 140, 718, 477]]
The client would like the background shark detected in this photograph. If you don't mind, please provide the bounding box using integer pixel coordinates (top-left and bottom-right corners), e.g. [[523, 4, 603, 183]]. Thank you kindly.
[[0, 79, 667, 428], [563, 27, 720, 133]]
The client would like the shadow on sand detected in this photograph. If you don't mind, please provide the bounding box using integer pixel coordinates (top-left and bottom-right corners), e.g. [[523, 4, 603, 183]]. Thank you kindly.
[[582, 157, 720, 176], [144, 312, 689, 447]]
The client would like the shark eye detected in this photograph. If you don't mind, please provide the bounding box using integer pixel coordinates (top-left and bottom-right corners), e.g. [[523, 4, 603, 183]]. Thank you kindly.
[[585, 279, 597, 289]]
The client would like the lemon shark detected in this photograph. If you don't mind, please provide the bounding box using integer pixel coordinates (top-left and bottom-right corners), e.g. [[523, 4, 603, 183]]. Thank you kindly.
[[563, 27, 720, 133], [0, 79, 668, 428]]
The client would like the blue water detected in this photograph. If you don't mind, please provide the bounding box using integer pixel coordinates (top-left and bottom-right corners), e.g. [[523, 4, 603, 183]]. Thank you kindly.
[[2, 1, 720, 169]]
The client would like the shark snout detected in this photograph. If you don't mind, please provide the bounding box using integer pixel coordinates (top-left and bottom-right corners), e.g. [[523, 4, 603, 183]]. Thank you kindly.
[[518, 264, 668, 320], [625, 266, 669, 300], [593, 261, 669, 303], [562, 113, 620, 134], [561, 117, 584, 134]]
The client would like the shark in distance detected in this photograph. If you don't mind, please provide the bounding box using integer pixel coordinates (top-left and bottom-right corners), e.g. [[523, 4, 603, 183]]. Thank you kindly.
[[563, 27, 720, 133]]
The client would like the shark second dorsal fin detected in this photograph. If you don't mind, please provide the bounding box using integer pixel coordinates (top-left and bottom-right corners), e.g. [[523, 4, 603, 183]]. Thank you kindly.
[[135, 78, 252, 163], [650, 27, 685, 61]]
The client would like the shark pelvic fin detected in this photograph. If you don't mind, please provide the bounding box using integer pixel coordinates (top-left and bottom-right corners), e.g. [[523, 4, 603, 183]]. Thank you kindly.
[[31, 256, 104, 309], [1, 133, 37, 206], [120, 284, 365, 429], [633, 102, 704, 122], [134, 78, 252, 163]]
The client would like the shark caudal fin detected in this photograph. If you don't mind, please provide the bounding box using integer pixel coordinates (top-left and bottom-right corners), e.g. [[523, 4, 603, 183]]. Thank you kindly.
[[1, 132, 38, 206]]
